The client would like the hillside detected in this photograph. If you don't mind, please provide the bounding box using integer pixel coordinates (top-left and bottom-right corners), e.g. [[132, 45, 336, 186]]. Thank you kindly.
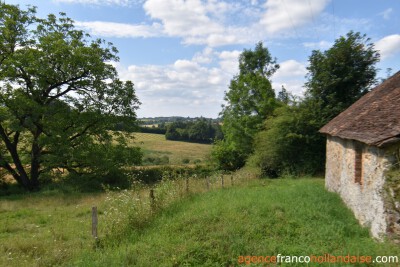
[[73, 178, 400, 266], [131, 132, 212, 165]]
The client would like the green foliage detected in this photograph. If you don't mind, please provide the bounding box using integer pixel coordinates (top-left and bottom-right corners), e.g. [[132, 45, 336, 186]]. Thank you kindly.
[[181, 158, 190, 164], [143, 155, 169, 165], [0, 4, 142, 190], [128, 165, 215, 184], [252, 31, 380, 177], [250, 104, 325, 176], [217, 42, 279, 170], [165, 118, 221, 144], [305, 31, 380, 121], [211, 140, 246, 171]]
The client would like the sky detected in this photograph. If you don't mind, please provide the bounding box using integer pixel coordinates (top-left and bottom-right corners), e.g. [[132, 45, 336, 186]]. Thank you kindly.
[[6, 0, 400, 118]]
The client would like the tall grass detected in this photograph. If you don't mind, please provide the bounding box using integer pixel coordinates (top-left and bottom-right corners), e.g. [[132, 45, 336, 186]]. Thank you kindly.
[[76, 177, 400, 266], [0, 169, 254, 267], [98, 169, 255, 247]]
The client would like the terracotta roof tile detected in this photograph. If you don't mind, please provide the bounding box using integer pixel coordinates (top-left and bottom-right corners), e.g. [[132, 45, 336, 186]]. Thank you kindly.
[[319, 71, 400, 147]]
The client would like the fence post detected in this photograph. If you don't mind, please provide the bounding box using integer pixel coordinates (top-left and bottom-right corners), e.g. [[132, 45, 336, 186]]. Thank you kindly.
[[221, 175, 224, 188], [149, 188, 155, 212], [186, 176, 189, 194], [92, 206, 98, 240], [206, 176, 210, 190], [231, 175, 234, 186]]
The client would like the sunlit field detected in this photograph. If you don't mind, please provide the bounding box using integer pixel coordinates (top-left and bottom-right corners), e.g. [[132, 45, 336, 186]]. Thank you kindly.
[[131, 132, 212, 165]]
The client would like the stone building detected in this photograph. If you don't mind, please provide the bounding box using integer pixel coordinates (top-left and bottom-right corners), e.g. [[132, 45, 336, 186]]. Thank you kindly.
[[319, 71, 400, 240]]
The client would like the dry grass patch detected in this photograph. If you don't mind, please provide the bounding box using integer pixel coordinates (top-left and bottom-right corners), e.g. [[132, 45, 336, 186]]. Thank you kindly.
[[130, 133, 212, 165]]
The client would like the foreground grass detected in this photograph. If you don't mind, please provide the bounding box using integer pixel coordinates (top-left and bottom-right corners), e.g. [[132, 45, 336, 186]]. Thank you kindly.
[[72, 178, 400, 266], [131, 132, 212, 165], [0, 191, 105, 266]]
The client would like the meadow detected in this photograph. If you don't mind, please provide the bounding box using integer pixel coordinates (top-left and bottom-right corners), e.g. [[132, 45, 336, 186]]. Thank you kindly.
[[1, 174, 399, 266], [131, 132, 212, 165]]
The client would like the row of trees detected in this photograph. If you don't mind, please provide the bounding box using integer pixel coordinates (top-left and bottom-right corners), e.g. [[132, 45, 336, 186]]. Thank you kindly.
[[165, 118, 223, 144], [0, 4, 142, 190], [213, 32, 380, 176]]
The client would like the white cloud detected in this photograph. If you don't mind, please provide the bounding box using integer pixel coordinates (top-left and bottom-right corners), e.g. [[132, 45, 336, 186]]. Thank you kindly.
[[115, 49, 242, 117], [274, 60, 307, 79], [142, 0, 260, 46], [272, 60, 307, 95], [75, 21, 163, 38], [379, 8, 393, 20], [53, 0, 143, 6], [115, 54, 310, 117], [218, 50, 240, 74], [70, 0, 335, 47], [143, 0, 224, 37], [192, 47, 215, 64], [260, 0, 330, 34], [303, 40, 332, 50], [375, 34, 400, 60]]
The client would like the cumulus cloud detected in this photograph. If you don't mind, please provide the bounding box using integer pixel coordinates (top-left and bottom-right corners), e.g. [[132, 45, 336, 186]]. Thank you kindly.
[[115, 49, 241, 117], [142, 0, 253, 46], [115, 55, 310, 117], [70, 0, 335, 46], [75, 21, 163, 38], [143, 0, 224, 37], [272, 60, 307, 95], [218, 50, 240, 74], [53, 0, 143, 6], [375, 34, 400, 60], [260, 0, 330, 34]]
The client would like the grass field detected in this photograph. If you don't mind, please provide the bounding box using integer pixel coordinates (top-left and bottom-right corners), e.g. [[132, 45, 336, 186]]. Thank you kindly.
[[130, 132, 212, 165], [0, 191, 105, 266], [74, 178, 400, 266], [2, 177, 399, 266]]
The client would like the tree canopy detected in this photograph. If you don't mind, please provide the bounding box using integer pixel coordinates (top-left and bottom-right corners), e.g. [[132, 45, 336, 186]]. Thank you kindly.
[[305, 31, 380, 121], [215, 42, 279, 170], [251, 31, 380, 176], [0, 4, 142, 190]]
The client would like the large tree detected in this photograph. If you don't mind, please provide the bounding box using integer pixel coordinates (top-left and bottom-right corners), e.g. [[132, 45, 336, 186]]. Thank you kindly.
[[0, 4, 141, 190], [251, 31, 380, 176], [216, 42, 279, 170], [305, 31, 380, 121]]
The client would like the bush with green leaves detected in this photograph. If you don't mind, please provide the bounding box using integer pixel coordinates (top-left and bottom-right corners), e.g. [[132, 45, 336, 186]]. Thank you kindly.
[[250, 104, 325, 176]]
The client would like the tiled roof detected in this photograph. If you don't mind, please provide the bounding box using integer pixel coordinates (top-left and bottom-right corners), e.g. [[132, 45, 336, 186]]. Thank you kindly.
[[319, 71, 400, 147]]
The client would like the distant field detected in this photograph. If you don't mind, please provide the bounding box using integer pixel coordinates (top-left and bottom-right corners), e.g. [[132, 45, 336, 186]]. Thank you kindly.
[[129, 132, 212, 165]]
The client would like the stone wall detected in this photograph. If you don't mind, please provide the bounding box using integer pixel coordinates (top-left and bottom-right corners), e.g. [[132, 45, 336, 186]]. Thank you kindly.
[[325, 136, 393, 239]]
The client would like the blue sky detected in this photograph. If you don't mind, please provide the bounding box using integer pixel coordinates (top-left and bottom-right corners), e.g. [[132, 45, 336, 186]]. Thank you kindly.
[[7, 0, 400, 118]]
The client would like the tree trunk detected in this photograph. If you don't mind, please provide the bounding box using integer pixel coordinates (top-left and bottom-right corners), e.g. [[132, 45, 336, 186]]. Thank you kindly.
[[30, 133, 41, 189], [0, 127, 34, 190]]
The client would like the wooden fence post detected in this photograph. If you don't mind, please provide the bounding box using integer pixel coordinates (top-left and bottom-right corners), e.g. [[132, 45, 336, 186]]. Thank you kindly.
[[186, 176, 189, 194], [231, 175, 234, 186], [149, 189, 155, 212], [92, 206, 98, 240], [206, 176, 210, 190], [221, 175, 224, 188]]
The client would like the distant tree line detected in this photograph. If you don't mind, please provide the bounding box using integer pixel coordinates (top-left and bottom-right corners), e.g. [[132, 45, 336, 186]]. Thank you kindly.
[[165, 118, 223, 144]]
